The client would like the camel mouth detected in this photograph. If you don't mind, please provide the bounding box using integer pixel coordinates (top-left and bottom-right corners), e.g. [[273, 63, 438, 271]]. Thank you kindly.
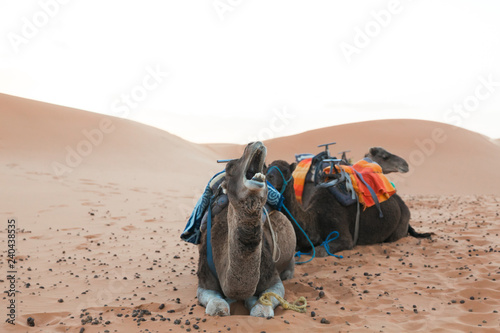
[[244, 144, 267, 189], [398, 164, 409, 173]]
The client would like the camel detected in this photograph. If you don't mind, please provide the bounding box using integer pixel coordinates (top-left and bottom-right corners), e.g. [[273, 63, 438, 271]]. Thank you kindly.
[[266, 159, 432, 256], [197, 142, 296, 317], [364, 147, 409, 174], [301, 147, 409, 207]]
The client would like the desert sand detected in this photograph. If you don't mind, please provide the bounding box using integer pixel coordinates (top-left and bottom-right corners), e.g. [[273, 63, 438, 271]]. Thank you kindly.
[[1, 93, 499, 332]]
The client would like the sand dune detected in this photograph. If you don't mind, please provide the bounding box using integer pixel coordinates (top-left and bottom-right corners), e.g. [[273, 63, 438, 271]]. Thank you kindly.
[[208, 119, 500, 195], [1, 95, 499, 332]]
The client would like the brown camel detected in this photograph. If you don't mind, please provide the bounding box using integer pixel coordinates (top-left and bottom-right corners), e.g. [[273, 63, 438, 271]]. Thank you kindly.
[[301, 147, 409, 207], [197, 142, 296, 317], [266, 159, 432, 256], [364, 147, 409, 174]]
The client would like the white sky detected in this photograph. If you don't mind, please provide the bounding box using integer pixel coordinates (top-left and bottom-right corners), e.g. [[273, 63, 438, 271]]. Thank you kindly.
[[1, 0, 499, 143]]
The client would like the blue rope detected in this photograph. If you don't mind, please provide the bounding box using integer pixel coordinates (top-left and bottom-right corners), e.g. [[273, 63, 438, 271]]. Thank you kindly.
[[294, 231, 343, 260], [268, 164, 343, 264], [282, 205, 316, 265], [322, 231, 343, 258], [206, 196, 218, 278], [266, 165, 292, 196]]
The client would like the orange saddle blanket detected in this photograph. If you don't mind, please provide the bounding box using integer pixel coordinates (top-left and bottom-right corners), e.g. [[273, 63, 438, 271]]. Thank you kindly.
[[292, 158, 313, 204], [323, 159, 396, 209]]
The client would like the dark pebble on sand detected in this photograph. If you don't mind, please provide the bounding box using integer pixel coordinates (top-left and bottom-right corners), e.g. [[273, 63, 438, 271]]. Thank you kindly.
[[174, 319, 181, 325], [460, 300, 465, 304], [319, 291, 325, 298], [311, 311, 316, 317], [58, 299, 64, 303], [159, 303, 165, 310], [320, 318, 330, 324], [79, 328, 85, 333], [27, 317, 35, 327], [193, 324, 199, 329]]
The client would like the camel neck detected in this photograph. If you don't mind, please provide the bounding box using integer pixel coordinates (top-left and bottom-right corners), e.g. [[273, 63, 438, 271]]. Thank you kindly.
[[221, 203, 263, 298]]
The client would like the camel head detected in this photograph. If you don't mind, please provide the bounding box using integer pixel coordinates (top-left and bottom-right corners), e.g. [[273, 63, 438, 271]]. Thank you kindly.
[[266, 160, 295, 193], [365, 147, 409, 174], [223, 142, 268, 213]]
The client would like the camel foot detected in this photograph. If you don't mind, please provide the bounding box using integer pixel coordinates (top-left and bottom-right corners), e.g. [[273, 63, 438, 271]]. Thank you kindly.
[[206, 298, 230, 316], [250, 303, 274, 318]]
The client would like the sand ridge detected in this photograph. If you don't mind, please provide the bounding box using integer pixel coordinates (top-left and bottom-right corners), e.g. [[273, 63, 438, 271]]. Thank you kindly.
[[1, 94, 499, 332]]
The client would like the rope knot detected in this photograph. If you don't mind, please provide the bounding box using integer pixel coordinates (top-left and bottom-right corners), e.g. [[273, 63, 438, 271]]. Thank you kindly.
[[258, 292, 307, 313]]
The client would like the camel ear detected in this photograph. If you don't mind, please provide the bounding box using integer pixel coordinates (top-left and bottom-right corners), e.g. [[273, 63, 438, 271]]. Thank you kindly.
[[290, 162, 297, 173], [369, 147, 380, 156]]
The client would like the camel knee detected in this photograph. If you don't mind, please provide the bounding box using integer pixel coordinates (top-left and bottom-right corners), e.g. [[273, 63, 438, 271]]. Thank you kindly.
[[315, 245, 329, 257], [280, 259, 295, 280]]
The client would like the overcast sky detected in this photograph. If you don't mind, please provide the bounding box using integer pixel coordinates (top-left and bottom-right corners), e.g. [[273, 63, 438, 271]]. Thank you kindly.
[[1, 0, 499, 143]]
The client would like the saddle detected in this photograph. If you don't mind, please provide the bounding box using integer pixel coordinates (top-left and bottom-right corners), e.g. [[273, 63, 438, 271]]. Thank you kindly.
[[293, 152, 356, 207]]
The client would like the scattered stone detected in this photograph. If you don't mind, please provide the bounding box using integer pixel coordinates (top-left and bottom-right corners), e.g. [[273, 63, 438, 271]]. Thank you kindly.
[[320, 318, 330, 324], [27, 317, 35, 327]]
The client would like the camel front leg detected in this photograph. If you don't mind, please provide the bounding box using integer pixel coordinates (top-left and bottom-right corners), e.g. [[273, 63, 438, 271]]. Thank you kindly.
[[244, 280, 284, 318], [197, 287, 230, 316]]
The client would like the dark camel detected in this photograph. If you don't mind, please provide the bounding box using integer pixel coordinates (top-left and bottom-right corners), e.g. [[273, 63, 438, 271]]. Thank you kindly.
[[266, 159, 432, 256], [197, 142, 296, 317], [301, 147, 409, 207]]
